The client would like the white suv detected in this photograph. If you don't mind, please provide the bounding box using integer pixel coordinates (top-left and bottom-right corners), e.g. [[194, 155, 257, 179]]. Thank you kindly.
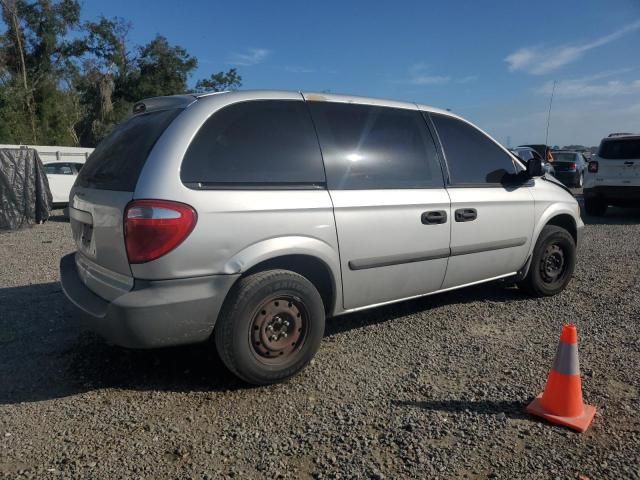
[[584, 134, 640, 216]]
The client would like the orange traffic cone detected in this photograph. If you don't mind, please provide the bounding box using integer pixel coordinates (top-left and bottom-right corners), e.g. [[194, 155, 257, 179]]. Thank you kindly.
[[527, 324, 596, 433]]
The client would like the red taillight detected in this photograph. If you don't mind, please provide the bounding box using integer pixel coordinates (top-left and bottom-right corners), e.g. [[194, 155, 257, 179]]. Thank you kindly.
[[124, 200, 197, 264], [588, 161, 599, 173], [568, 162, 577, 171]]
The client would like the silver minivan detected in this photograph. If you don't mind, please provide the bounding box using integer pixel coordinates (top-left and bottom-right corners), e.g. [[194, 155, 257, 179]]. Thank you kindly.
[[60, 90, 583, 385]]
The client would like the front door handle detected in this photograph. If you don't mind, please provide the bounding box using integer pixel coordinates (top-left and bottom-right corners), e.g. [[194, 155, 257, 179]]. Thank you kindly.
[[421, 210, 448, 225], [455, 208, 477, 222]]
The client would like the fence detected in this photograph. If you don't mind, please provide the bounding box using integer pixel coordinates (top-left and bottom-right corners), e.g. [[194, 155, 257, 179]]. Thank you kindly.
[[0, 144, 94, 164]]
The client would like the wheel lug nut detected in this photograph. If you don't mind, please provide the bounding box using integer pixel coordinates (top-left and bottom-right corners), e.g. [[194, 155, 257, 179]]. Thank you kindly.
[[282, 332, 288, 338], [269, 335, 278, 341]]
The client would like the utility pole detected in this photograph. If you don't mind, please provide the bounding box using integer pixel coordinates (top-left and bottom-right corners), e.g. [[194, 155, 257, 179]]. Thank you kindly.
[[545, 80, 557, 148]]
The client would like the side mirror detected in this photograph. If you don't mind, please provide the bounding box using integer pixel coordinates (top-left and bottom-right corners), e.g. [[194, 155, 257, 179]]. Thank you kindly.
[[527, 158, 544, 177]]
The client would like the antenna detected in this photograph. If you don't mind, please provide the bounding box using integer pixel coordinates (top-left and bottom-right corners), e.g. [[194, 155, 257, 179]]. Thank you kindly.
[[544, 80, 557, 148]]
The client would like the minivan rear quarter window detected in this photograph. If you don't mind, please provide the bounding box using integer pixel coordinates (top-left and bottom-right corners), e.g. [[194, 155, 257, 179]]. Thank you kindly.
[[308, 102, 443, 189], [598, 138, 640, 159], [76, 108, 182, 191], [181, 100, 325, 187], [432, 114, 516, 185]]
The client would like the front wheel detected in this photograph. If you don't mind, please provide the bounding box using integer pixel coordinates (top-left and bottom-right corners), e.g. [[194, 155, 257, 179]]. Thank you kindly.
[[518, 225, 576, 297], [214, 269, 325, 385]]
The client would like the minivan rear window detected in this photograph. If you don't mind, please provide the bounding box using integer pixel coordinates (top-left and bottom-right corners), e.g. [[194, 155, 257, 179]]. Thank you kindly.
[[598, 138, 640, 160], [76, 108, 182, 191]]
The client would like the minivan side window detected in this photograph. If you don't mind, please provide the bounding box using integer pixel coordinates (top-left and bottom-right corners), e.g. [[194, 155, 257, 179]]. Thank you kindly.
[[308, 102, 443, 189], [181, 100, 325, 187], [431, 114, 516, 185]]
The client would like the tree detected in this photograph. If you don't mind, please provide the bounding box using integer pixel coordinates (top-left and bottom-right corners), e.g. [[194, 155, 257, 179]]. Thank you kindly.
[[562, 144, 587, 151], [195, 68, 241, 93], [1, 0, 38, 142], [0, 0, 81, 144], [130, 35, 197, 100], [67, 16, 134, 146], [72, 31, 243, 145], [0, 3, 243, 147]]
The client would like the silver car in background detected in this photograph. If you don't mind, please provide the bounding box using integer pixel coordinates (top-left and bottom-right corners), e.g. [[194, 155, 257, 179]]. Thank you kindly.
[[60, 90, 583, 385]]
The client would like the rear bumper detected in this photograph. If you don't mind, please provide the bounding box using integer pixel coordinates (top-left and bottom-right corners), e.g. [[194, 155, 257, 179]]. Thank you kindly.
[[60, 253, 239, 348], [554, 171, 580, 186], [584, 186, 640, 205]]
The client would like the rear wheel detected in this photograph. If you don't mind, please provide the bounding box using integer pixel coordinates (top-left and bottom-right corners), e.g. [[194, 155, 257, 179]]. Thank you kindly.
[[214, 269, 325, 385], [576, 172, 584, 188], [518, 225, 576, 297], [584, 197, 607, 216]]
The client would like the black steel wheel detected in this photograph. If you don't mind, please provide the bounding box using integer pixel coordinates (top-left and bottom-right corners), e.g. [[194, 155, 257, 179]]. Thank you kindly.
[[539, 243, 568, 285], [249, 296, 308, 363], [214, 270, 325, 385], [518, 225, 576, 297]]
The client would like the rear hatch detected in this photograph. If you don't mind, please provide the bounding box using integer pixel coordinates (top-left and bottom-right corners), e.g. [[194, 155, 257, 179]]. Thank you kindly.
[[552, 152, 578, 173], [594, 137, 640, 186], [69, 106, 184, 300]]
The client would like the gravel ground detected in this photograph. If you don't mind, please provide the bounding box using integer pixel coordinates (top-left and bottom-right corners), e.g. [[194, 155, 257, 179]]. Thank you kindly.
[[1, 204, 639, 480]]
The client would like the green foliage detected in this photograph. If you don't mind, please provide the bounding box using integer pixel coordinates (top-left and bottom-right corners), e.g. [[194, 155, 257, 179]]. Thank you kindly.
[[1, 0, 82, 144], [195, 68, 242, 93], [0, 78, 32, 142], [562, 144, 587, 151], [0, 1, 243, 147], [132, 35, 197, 100]]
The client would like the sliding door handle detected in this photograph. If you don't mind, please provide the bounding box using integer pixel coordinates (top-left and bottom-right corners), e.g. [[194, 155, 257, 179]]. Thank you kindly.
[[455, 208, 477, 222], [421, 210, 448, 225]]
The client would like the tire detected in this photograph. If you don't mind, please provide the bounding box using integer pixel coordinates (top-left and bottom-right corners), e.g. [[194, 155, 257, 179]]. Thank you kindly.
[[518, 225, 576, 297], [214, 269, 325, 385], [584, 197, 607, 216], [576, 172, 584, 188]]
